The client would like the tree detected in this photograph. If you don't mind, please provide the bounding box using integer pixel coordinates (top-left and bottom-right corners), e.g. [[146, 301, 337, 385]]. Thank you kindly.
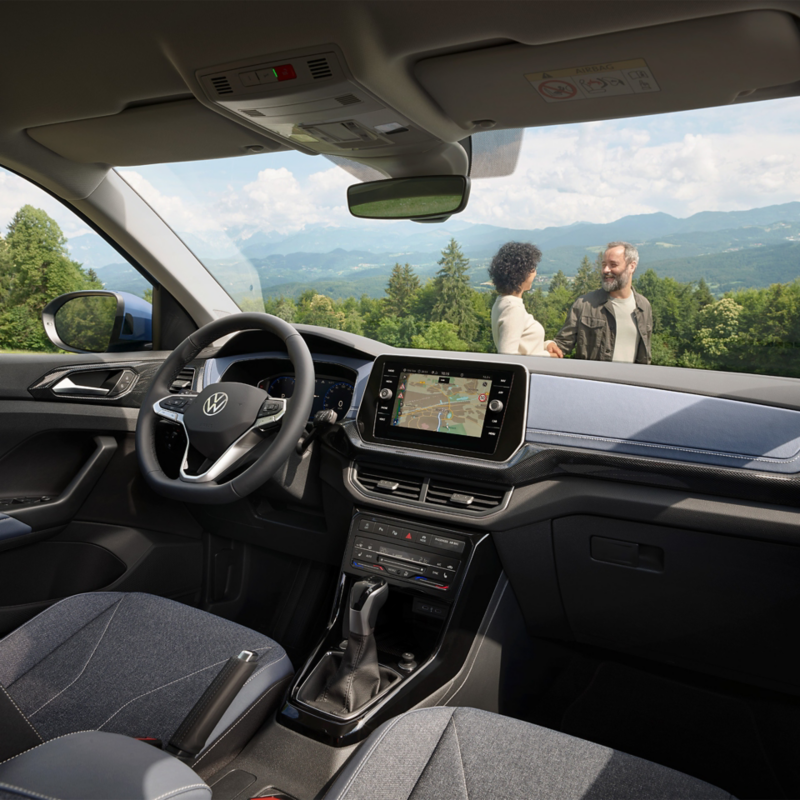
[[431, 239, 479, 344], [385, 263, 420, 317], [265, 296, 297, 322], [411, 321, 468, 351], [295, 291, 345, 329], [548, 270, 570, 293], [0, 206, 97, 351], [572, 255, 602, 296]]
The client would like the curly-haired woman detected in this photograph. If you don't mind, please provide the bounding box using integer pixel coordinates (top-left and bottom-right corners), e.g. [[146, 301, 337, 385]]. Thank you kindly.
[[489, 242, 563, 357]]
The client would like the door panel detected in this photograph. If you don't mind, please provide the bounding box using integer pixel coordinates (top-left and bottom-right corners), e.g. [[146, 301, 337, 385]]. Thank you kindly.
[[0, 354, 203, 630]]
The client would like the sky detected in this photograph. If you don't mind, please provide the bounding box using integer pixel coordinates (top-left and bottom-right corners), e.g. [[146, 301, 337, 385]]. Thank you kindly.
[[3, 96, 800, 246]]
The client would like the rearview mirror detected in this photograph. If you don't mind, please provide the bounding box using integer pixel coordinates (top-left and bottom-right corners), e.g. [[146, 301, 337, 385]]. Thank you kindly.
[[347, 175, 470, 221], [42, 290, 153, 354]]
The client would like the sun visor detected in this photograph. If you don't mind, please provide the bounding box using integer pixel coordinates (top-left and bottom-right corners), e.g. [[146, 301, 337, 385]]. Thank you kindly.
[[415, 11, 800, 131], [27, 99, 289, 166]]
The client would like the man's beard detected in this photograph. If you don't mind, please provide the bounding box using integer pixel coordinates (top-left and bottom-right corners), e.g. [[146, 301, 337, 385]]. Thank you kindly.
[[603, 265, 633, 293]]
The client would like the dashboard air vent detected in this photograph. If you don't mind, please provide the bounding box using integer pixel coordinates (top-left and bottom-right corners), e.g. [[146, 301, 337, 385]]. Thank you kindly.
[[356, 467, 423, 501], [241, 108, 266, 117], [211, 76, 233, 95], [308, 57, 333, 79], [170, 367, 195, 393], [335, 94, 361, 106], [425, 480, 507, 512]]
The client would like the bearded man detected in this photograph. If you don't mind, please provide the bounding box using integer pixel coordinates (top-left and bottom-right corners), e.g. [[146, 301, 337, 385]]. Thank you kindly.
[[554, 241, 653, 364]]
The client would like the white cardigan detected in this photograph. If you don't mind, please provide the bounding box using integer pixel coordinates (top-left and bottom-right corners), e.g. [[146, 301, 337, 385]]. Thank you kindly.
[[491, 295, 551, 356]]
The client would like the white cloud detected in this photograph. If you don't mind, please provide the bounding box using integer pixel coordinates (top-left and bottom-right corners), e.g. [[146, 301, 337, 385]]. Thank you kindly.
[[0, 168, 93, 239], [228, 166, 355, 234], [120, 171, 219, 234], [463, 108, 800, 230]]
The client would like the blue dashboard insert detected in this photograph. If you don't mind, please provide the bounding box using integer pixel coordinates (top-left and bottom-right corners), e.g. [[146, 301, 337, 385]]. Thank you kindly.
[[526, 374, 800, 475]]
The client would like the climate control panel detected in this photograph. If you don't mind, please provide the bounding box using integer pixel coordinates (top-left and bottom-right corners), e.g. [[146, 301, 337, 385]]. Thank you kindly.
[[344, 512, 469, 595]]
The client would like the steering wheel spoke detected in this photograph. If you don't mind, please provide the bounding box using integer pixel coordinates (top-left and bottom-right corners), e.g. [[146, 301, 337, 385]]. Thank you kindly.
[[153, 394, 196, 423], [254, 396, 287, 430], [179, 426, 267, 484]]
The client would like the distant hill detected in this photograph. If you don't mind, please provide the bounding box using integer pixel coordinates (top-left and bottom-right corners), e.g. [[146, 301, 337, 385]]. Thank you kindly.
[[639, 241, 800, 293]]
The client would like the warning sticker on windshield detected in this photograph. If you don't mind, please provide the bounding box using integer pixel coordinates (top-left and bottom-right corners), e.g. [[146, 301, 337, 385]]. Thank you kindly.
[[525, 59, 660, 103]]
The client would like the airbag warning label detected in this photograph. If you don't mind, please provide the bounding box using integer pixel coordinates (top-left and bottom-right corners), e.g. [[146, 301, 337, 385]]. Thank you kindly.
[[525, 59, 660, 102]]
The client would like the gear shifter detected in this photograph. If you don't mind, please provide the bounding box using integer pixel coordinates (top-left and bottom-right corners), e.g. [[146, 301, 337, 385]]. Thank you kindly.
[[312, 577, 389, 715]]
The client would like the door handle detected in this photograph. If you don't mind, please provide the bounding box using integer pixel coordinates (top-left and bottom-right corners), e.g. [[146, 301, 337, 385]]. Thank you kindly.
[[52, 377, 110, 396]]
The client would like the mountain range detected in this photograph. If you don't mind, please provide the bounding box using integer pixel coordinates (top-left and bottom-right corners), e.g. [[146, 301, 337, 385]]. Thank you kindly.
[[66, 201, 800, 301]]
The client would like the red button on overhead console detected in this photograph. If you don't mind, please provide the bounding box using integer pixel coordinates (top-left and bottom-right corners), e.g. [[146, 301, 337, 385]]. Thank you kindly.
[[274, 64, 297, 81]]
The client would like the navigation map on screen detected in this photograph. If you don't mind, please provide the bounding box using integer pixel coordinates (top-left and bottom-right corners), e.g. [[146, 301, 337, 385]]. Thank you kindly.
[[391, 372, 492, 438]]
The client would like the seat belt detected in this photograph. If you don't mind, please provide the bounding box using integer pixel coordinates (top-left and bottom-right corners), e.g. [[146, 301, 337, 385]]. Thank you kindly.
[[0, 685, 43, 761]]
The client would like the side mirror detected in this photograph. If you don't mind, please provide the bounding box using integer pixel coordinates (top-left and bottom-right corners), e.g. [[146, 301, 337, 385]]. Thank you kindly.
[[347, 175, 470, 221], [42, 290, 153, 354]]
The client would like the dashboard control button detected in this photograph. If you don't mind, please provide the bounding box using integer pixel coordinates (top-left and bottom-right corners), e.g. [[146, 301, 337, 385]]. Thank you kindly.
[[379, 388, 393, 400], [488, 399, 503, 412], [433, 558, 458, 571], [431, 536, 466, 554], [358, 520, 373, 532]]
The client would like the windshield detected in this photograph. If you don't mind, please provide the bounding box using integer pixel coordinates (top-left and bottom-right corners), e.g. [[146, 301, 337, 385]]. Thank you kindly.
[[40, 98, 800, 375]]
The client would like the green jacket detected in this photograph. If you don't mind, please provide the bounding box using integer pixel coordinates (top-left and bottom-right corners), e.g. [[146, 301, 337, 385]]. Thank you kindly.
[[554, 288, 653, 364]]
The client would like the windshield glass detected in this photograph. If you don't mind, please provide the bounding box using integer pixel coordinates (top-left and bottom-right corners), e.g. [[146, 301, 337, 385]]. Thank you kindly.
[[105, 96, 800, 378]]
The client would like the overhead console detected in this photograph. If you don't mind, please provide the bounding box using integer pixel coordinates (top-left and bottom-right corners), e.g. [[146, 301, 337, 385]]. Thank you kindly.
[[196, 44, 455, 164], [357, 355, 528, 462]]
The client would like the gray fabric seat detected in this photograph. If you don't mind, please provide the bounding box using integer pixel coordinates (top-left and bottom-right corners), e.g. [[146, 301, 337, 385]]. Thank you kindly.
[[325, 706, 735, 799], [0, 731, 211, 800], [0, 592, 293, 778]]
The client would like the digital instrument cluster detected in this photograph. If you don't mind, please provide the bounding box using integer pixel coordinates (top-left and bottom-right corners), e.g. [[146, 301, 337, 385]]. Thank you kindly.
[[257, 375, 355, 419]]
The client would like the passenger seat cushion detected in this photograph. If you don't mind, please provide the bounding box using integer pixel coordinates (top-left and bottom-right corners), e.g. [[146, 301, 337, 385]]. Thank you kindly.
[[325, 707, 734, 800], [0, 731, 210, 800], [0, 593, 292, 751]]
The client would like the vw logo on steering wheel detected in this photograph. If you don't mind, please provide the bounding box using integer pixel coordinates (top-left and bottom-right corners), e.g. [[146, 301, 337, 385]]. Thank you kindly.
[[203, 391, 229, 416]]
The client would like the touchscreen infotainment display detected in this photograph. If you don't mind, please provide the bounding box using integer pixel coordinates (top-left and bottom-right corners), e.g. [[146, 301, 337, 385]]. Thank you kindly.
[[363, 357, 526, 461], [391, 372, 493, 438]]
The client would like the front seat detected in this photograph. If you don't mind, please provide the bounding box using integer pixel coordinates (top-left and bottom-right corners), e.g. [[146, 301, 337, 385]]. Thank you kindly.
[[323, 706, 735, 799], [0, 592, 293, 779]]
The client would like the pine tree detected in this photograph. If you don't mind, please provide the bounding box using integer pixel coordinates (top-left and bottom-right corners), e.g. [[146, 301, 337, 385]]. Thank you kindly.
[[385, 262, 420, 317], [431, 238, 478, 343], [548, 270, 569, 293], [572, 255, 602, 296]]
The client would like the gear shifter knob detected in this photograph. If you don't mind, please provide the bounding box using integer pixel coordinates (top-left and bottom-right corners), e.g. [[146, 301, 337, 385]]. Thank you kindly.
[[348, 577, 388, 637]]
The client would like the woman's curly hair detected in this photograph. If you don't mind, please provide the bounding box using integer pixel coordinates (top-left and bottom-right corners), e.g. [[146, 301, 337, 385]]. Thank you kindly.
[[488, 242, 543, 295]]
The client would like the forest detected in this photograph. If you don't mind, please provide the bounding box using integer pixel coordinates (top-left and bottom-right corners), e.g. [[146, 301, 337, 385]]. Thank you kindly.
[[2, 205, 800, 380]]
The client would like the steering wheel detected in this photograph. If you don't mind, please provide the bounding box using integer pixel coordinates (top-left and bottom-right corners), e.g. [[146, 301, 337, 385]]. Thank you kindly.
[[136, 313, 314, 504]]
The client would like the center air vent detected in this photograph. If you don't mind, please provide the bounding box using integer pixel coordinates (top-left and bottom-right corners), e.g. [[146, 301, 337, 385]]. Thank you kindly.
[[425, 480, 507, 512], [211, 76, 233, 95], [355, 467, 423, 501], [170, 367, 195, 393], [307, 57, 333, 79]]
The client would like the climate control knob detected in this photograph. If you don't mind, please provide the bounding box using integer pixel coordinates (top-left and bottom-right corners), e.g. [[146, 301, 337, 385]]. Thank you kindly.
[[488, 399, 503, 412], [379, 388, 393, 400]]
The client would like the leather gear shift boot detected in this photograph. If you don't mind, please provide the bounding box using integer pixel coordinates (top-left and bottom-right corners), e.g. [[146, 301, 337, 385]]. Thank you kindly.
[[313, 632, 382, 715]]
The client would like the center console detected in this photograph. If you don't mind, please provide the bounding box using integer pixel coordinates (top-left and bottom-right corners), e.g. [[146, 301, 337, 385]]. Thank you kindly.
[[279, 508, 501, 746]]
